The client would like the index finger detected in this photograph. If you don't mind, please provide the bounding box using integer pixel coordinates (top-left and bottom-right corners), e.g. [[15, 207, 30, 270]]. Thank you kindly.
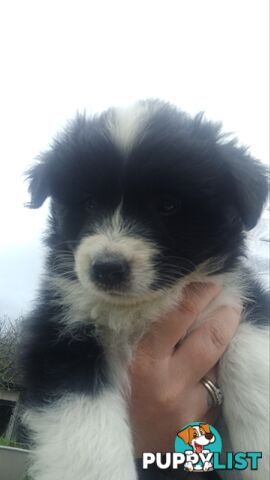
[[136, 282, 222, 360], [171, 304, 241, 385]]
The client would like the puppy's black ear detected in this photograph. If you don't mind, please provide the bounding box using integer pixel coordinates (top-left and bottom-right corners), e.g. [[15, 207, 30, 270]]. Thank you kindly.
[[222, 143, 268, 230], [26, 162, 51, 208]]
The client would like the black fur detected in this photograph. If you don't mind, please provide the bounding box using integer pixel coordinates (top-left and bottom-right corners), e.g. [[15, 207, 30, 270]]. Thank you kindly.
[[21, 100, 268, 408], [20, 299, 109, 406], [243, 272, 269, 326]]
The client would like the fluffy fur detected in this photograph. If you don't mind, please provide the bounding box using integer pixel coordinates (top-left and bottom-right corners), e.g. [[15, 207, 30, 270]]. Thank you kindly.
[[21, 100, 269, 480]]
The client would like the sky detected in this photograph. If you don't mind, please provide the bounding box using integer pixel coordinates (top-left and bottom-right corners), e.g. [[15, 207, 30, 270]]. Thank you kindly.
[[0, 0, 269, 318]]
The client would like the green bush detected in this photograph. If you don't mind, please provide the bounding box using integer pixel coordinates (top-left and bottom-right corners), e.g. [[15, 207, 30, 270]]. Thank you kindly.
[[0, 436, 28, 449]]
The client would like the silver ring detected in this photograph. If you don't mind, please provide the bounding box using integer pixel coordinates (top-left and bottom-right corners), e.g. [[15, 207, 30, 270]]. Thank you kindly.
[[201, 377, 224, 407]]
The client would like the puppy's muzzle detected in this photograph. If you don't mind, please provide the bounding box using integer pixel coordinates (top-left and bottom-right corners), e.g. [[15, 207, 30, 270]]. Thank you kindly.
[[90, 254, 130, 290]]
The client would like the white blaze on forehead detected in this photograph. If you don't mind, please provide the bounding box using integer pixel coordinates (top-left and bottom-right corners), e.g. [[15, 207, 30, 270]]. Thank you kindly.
[[106, 101, 160, 154], [104, 203, 124, 237]]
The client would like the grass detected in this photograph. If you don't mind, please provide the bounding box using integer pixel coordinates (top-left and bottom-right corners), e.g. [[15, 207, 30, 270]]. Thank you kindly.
[[0, 436, 29, 449]]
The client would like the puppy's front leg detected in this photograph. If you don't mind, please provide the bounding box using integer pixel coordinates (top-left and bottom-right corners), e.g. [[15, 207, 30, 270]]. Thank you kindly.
[[23, 388, 137, 480]]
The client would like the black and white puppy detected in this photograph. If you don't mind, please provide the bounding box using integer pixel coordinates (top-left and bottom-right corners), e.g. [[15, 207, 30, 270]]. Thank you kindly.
[[21, 100, 269, 480]]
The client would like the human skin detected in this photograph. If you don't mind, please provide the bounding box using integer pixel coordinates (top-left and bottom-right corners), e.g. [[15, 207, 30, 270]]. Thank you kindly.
[[129, 283, 241, 456]]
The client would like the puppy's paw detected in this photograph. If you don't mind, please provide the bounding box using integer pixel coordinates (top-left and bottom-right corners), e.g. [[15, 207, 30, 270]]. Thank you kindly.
[[184, 462, 194, 472]]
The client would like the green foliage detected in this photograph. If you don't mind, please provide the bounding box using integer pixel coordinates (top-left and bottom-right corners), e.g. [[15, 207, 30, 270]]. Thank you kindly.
[[0, 436, 29, 449], [0, 316, 23, 390], [0, 436, 13, 446]]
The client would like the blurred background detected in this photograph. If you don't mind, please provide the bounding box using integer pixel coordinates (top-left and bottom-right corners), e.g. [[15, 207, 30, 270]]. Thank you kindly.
[[0, 0, 269, 318]]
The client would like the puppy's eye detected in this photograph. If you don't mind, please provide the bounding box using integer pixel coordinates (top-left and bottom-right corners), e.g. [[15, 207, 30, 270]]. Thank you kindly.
[[193, 432, 198, 438], [157, 197, 182, 216]]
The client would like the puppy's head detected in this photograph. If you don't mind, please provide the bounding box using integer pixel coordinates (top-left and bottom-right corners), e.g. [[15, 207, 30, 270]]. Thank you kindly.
[[178, 424, 215, 452], [27, 101, 268, 305]]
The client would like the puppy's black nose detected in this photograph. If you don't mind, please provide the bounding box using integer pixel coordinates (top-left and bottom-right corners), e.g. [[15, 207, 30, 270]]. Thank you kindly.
[[90, 256, 130, 288]]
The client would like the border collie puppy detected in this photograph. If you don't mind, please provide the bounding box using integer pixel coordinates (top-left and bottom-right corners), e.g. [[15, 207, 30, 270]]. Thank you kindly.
[[21, 100, 269, 480]]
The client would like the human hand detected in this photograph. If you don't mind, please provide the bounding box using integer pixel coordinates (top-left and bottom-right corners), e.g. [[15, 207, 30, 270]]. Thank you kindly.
[[129, 283, 241, 456]]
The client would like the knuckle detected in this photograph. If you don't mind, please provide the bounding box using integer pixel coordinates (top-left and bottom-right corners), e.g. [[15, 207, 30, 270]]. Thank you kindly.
[[131, 353, 153, 377], [207, 322, 227, 350], [182, 300, 198, 317], [230, 305, 242, 318], [131, 350, 164, 381], [158, 389, 177, 411]]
